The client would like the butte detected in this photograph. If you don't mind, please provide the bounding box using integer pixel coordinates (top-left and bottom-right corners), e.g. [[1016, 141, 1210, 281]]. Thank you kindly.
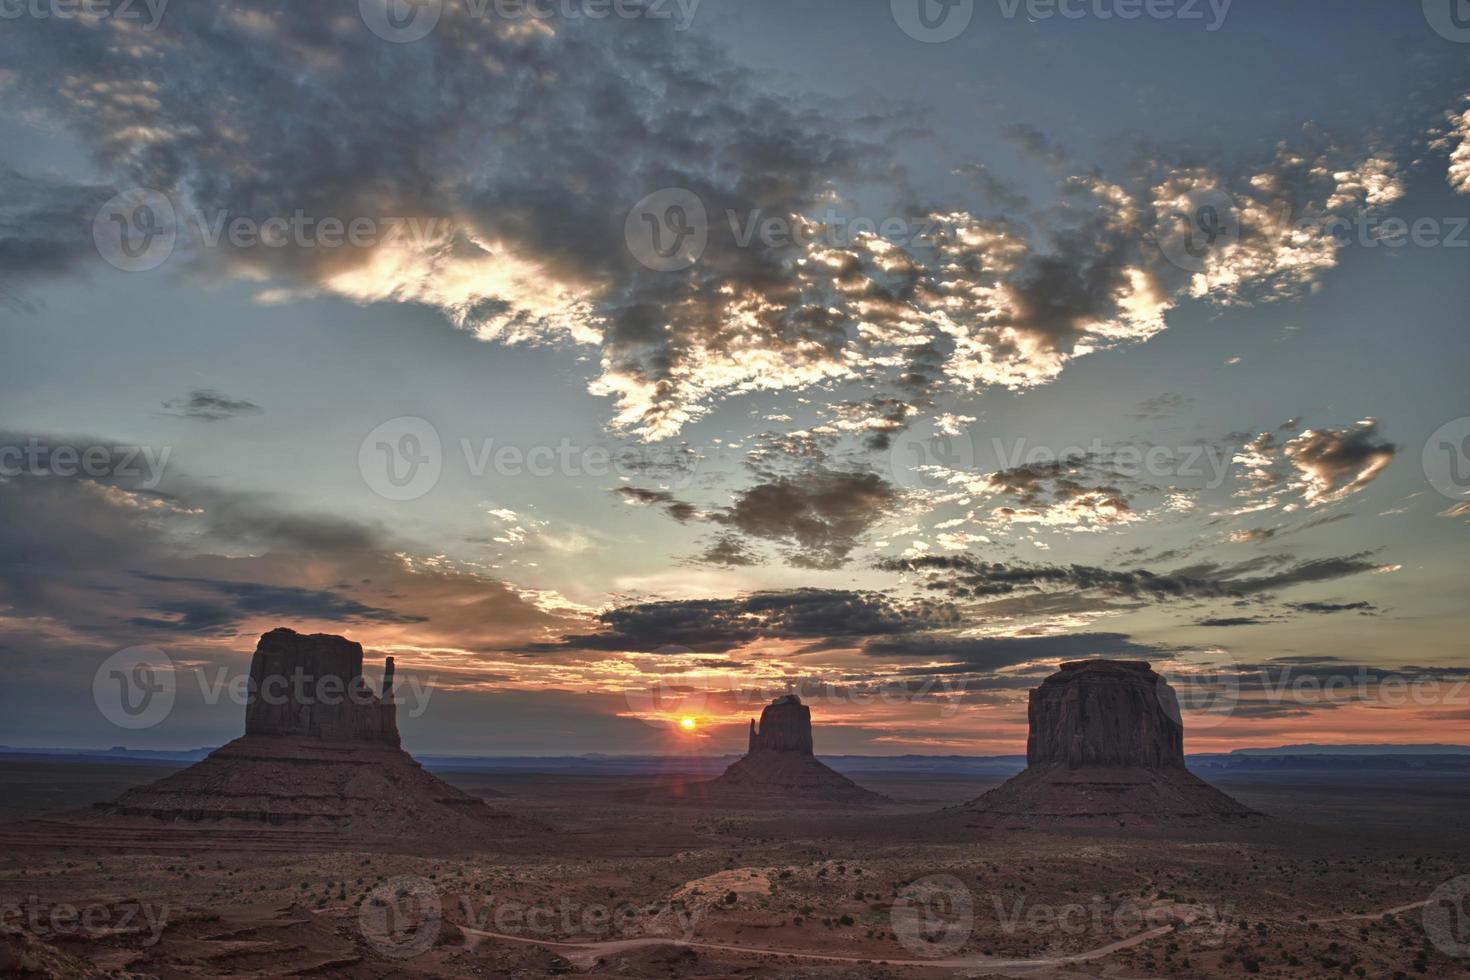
[[686, 695, 888, 806], [8, 628, 539, 852], [961, 660, 1258, 828]]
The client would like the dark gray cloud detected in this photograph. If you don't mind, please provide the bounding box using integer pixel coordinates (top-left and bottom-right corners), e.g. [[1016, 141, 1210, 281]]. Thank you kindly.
[[160, 389, 263, 422], [696, 533, 759, 567], [1002, 123, 1069, 165], [537, 588, 958, 655], [863, 631, 1164, 670], [711, 468, 900, 568], [613, 486, 696, 523], [129, 574, 425, 634], [1287, 600, 1378, 615], [0, 4, 1404, 440], [880, 552, 1387, 610]]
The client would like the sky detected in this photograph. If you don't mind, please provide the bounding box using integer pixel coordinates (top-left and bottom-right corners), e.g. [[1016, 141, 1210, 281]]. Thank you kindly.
[[1, 0, 1468, 757]]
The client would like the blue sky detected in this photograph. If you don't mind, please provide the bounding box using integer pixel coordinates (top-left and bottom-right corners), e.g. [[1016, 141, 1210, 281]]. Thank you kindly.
[[1, 0, 1468, 755]]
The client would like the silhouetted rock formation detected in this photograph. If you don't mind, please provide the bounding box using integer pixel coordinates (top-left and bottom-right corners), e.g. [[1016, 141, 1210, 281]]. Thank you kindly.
[[90, 628, 539, 846], [244, 628, 398, 743], [963, 660, 1257, 827], [699, 695, 887, 806], [747, 694, 814, 754]]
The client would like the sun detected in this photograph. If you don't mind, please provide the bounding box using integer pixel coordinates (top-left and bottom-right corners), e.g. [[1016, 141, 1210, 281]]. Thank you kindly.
[[679, 717, 698, 732]]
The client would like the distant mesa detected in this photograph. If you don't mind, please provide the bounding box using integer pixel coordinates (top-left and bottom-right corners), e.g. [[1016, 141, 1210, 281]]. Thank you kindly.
[[691, 695, 888, 806], [53, 629, 539, 850], [962, 660, 1259, 828]]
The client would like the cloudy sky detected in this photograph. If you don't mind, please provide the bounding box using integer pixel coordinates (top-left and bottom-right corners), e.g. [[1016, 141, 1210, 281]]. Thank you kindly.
[[2, 0, 1468, 756]]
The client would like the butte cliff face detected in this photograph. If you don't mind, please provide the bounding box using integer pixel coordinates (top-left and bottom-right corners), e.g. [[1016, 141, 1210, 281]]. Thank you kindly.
[[698, 695, 887, 806], [243, 628, 399, 743], [964, 660, 1256, 827], [1026, 660, 1184, 770], [88, 628, 538, 848]]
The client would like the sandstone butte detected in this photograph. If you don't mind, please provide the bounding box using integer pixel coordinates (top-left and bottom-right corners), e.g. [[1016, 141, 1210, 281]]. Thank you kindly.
[[962, 660, 1259, 827]]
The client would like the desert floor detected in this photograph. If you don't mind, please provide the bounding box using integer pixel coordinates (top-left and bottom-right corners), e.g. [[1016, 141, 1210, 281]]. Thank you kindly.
[[1, 761, 1467, 978]]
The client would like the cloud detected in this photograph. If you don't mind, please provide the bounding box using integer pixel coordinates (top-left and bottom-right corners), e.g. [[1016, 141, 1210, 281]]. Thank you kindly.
[[863, 631, 1163, 669], [160, 389, 263, 422], [880, 551, 1389, 608], [1133, 392, 1191, 420], [1282, 420, 1396, 505], [1230, 419, 1396, 511], [613, 486, 696, 523], [539, 588, 958, 655], [696, 533, 759, 567], [1002, 123, 1068, 165], [0, 5, 1421, 441], [711, 468, 901, 568], [1286, 600, 1377, 615], [1438, 98, 1470, 195]]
